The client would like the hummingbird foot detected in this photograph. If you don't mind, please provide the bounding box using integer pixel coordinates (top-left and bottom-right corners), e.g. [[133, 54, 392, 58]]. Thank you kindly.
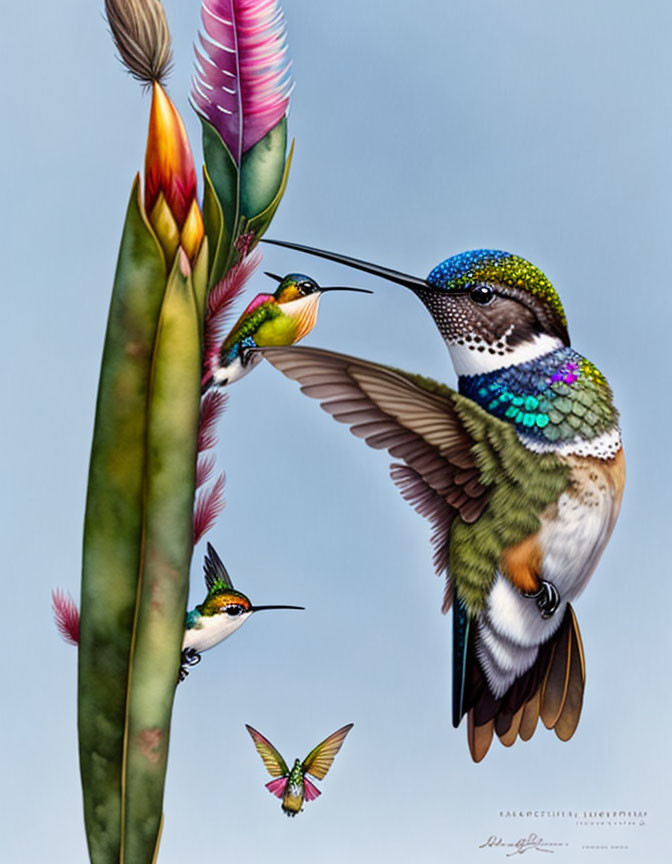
[[177, 648, 202, 683], [522, 580, 560, 619]]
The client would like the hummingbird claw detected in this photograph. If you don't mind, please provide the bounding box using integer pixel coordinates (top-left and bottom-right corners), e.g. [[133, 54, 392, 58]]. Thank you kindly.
[[177, 647, 202, 683], [522, 580, 560, 619]]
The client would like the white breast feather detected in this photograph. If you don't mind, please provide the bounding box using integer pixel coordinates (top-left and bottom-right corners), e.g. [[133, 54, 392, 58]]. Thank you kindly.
[[476, 473, 618, 698]]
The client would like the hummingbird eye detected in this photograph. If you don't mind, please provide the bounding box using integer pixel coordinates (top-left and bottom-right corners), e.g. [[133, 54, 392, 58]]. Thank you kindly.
[[225, 606, 243, 616], [469, 284, 495, 305]]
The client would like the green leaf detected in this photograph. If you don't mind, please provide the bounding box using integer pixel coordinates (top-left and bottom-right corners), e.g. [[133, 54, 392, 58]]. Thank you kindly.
[[191, 235, 210, 327], [201, 118, 239, 253], [202, 163, 230, 289], [240, 118, 287, 219], [246, 139, 294, 246], [78, 177, 167, 863], [122, 250, 201, 862]]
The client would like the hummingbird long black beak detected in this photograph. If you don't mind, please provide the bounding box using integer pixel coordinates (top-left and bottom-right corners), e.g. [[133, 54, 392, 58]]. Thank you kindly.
[[262, 239, 431, 294], [318, 286, 373, 295], [250, 604, 305, 612], [263, 271, 372, 296]]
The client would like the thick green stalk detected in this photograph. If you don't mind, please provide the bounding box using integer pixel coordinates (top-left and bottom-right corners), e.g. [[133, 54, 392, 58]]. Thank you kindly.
[[122, 250, 202, 861], [78, 179, 204, 863]]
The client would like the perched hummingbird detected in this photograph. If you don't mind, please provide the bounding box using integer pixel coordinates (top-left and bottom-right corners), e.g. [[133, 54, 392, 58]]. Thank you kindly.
[[246, 723, 354, 816], [257, 240, 625, 761], [52, 545, 302, 681], [179, 543, 304, 681], [209, 272, 371, 387]]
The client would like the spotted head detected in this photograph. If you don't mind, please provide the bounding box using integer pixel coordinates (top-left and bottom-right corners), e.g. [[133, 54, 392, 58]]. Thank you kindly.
[[261, 242, 570, 376], [421, 250, 569, 374]]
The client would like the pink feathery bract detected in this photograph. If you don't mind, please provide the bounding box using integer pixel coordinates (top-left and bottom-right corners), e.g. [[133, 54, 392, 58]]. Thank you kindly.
[[52, 589, 80, 645], [203, 243, 262, 387], [196, 452, 217, 489], [193, 473, 226, 545], [192, 0, 292, 162], [198, 390, 229, 451]]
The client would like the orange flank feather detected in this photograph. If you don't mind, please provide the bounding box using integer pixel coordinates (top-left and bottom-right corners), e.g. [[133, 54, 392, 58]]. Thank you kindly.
[[500, 533, 544, 594]]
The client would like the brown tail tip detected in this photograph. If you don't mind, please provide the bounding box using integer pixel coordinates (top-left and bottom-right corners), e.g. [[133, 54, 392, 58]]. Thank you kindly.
[[467, 605, 586, 761]]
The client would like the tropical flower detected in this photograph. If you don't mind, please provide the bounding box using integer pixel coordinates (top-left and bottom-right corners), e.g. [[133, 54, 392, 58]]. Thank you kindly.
[[192, 0, 292, 163], [145, 82, 204, 263]]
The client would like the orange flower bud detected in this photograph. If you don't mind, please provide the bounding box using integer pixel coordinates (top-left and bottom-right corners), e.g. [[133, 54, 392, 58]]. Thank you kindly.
[[145, 82, 204, 261]]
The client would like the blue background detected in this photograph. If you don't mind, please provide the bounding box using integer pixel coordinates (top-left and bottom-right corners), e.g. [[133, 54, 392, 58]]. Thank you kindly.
[[2, 0, 669, 861]]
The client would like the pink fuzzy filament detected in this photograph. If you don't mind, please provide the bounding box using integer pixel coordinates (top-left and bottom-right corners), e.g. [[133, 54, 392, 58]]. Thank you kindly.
[[52, 589, 80, 646], [193, 473, 226, 545]]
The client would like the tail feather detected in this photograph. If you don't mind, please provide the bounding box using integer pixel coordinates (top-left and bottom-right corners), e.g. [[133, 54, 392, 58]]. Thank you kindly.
[[452, 598, 471, 727], [540, 614, 574, 729], [464, 604, 585, 760], [498, 705, 524, 747], [467, 712, 494, 763], [554, 608, 586, 741], [518, 689, 541, 741]]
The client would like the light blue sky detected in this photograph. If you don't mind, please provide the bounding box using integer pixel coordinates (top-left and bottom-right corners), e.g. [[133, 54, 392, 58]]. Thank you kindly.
[[2, 1, 671, 861]]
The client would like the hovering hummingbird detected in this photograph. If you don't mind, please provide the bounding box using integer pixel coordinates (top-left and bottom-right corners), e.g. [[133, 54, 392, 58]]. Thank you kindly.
[[179, 543, 305, 680], [246, 723, 354, 816], [257, 240, 625, 761], [208, 272, 371, 387]]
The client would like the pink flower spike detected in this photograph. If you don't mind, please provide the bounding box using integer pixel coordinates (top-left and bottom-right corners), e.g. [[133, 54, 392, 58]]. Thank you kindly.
[[52, 589, 80, 645], [193, 474, 226, 545], [192, 0, 292, 162]]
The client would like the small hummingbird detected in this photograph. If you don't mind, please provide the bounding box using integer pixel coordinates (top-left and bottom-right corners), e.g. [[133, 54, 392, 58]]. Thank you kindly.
[[53, 545, 304, 683], [208, 272, 371, 387], [246, 723, 354, 816], [180, 543, 305, 681], [258, 240, 625, 761]]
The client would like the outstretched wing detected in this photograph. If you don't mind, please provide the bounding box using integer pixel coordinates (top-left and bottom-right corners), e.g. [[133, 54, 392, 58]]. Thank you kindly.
[[259, 346, 569, 612], [302, 723, 353, 780], [258, 346, 489, 600], [245, 725, 289, 777], [259, 346, 570, 732], [203, 542, 234, 591]]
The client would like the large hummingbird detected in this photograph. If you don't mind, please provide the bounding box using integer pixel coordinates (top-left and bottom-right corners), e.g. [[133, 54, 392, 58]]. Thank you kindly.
[[179, 543, 304, 680], [257, 240, 625, 761], [207, 272, 371, 387], [246, 723, 354, 816]]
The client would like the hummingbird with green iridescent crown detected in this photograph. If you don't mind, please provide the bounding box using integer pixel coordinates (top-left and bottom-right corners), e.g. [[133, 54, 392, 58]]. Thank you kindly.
[[179, 543, 304, 680], [246, 723, 354, 816], [257, 240, 625, 762], [53, 543, 303, 682], [206, 272, 371, 388]]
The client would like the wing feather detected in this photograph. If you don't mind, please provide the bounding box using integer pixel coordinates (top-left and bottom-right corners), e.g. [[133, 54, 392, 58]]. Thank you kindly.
[[259, 345, 569, 620], [302, 724, 353, 780], [258, 346, 493, 584], [245, 725, 289, 777]]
